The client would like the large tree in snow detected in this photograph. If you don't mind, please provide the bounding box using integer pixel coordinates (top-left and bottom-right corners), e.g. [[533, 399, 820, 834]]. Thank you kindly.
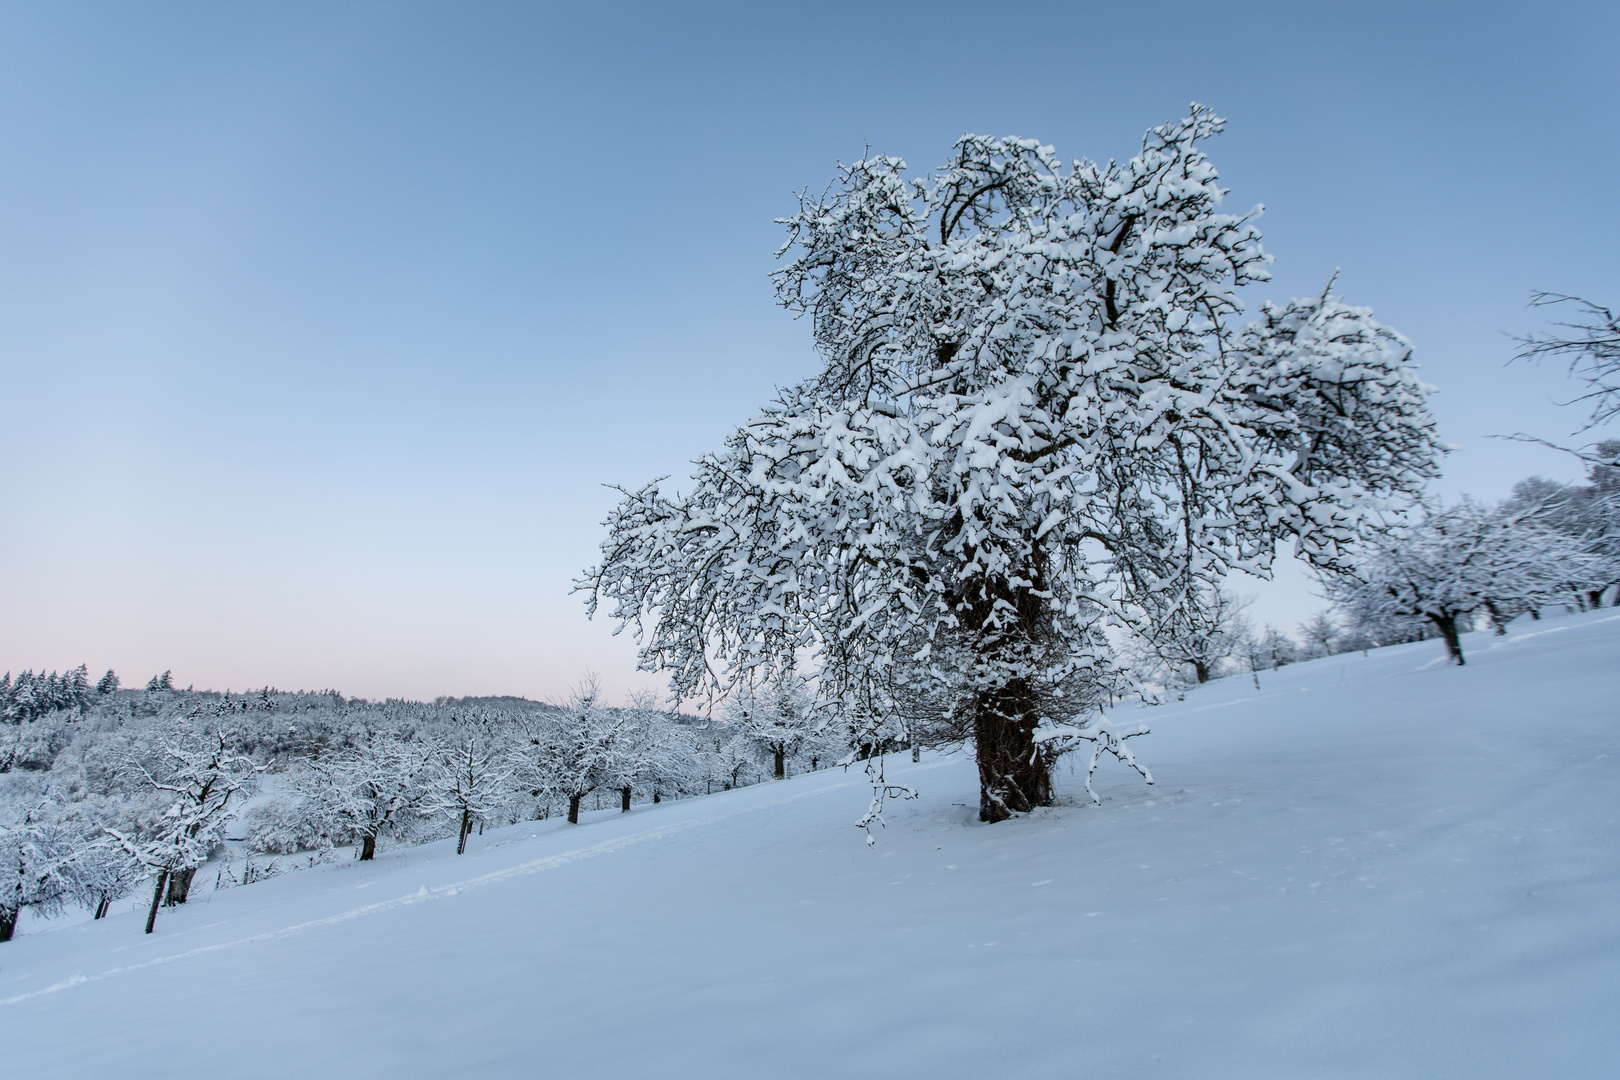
[[583, 107, 1442, 823]]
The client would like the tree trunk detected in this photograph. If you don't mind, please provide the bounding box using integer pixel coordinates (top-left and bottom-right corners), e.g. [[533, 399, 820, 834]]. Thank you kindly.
[[1483, 600, 1509, 635], [457, 809, 471, 855], [567, 793, 583, 824], [359, 833, 377, 861], [94, 894, 111, 920], [773, 748, 786, 779], [912, 744, 921, 763], [973, 676, 1051, 823], [0, 904, 17, 942], [959, 558, 1056, 823], [166, 866, 197, 905], [1429, 612, 1465, 665], [145, 870, 168, 934], [652, 789, 661, 804], [620, 786, 632, 812], [1194, 660, 1211, 684], [1589, 589, 1606, 610]]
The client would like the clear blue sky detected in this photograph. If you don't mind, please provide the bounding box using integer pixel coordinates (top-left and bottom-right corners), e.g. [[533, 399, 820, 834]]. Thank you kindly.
[[2, 1, 1615, 702]]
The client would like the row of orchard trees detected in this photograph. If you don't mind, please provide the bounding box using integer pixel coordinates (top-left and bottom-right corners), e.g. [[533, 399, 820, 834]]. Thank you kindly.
[[1, 673, 839, 941], [1126, 443, 1619, 682], [1321, 443, 1619, 666]]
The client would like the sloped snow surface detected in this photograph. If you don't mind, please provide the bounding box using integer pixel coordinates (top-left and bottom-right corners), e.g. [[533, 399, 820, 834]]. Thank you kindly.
[[3, 613, 1617, 1078]]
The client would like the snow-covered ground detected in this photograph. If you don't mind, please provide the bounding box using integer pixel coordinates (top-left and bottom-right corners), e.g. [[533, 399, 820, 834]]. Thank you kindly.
[[3, 611, 1617, 1078]]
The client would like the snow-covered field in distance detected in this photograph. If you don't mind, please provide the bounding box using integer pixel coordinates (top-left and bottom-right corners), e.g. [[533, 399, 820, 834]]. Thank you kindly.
[[3, 611, 1617, 1079]]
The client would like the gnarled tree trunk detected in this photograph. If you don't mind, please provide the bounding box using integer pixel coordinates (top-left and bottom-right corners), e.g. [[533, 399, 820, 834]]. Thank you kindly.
[[359, 833, 378, 861], [961, 560, 1055, 823], [973, 675, 1051, 823]]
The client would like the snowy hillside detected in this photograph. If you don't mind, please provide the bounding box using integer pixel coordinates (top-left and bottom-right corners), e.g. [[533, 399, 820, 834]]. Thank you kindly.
[[3, 612, 1617, 1078]]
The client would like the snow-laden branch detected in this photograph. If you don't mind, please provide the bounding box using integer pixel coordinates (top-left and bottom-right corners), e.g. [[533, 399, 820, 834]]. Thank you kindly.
[[1035, 718, 1154, 805]]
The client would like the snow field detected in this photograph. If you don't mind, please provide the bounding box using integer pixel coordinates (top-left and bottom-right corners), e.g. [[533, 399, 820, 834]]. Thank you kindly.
[[1, 611, 1616, 1078]]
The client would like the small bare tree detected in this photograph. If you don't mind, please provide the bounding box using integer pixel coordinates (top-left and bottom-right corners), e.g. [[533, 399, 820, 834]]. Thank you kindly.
[[1297, 611, 1339, 659]]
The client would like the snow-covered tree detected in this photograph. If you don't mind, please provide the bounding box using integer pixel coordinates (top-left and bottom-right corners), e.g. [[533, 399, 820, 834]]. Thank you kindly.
[[699, 726, 758, 792], [1, 666, 92, 724], [1137, 586, 1251, 684], [612, 693, 696, 807], [110, 728, 258, 915], [1322, 498, 1600, 665], [67, 833, 144, 920], [96, 731, 256, 934], [584, 107, 1441, 824], [299, 734, 433, 860], [426, 727, 511, 854], [1297, 611, 1340, 659], [511, 679, 625, 824], [0, 797, 81, 941], [725, 673, 816, 779], [1505, 442, 1620, 609]]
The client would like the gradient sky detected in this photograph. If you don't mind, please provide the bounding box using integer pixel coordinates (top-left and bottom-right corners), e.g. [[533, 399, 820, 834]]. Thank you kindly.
[[2, 1, 1616, 704]]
